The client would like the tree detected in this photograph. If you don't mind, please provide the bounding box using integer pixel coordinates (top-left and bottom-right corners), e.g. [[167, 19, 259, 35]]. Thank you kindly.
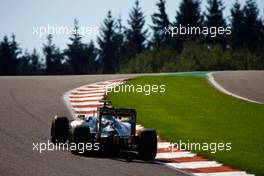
[[151, 0, 171, 47], [0, 35, 20, 75], [65, 19, 96, 74], [30, 49, 41, 74], [17, 50, 31, 75], [17, 49, 42, 75], [229, 0, 264, 70], [84, 40, 97, 74], [173, 0, 203, 51], [242, 0, 263, 52], [125, 0, 148, 58], [205, 0, 226, 48], [43, 34, 64, 74], [230, 0, 245, 49], [97, 11, 119, 73], [115, 15, 126, 71]]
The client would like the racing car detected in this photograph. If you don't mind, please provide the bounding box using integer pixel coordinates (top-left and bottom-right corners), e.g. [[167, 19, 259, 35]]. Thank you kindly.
[[50, 101, 157, 160]]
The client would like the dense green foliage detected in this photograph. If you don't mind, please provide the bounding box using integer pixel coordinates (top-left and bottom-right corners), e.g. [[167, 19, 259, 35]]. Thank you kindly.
[[123, 42, 263, 73]]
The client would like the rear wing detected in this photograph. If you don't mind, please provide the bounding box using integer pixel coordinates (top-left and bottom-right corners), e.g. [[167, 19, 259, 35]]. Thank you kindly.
[[98, 107, 136, 116]]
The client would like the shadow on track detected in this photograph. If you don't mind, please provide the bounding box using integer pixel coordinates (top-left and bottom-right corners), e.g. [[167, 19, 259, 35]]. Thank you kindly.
[[72, 150, 160, 165]]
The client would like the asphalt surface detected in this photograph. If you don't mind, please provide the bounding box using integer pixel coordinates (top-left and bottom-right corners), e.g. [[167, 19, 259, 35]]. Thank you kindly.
[[213, 71, 264, 103], [0, 75, 188, 176]]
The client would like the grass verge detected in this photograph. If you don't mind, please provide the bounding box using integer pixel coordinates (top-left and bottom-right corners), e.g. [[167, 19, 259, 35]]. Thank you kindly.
[[108, 75, 264, 176]]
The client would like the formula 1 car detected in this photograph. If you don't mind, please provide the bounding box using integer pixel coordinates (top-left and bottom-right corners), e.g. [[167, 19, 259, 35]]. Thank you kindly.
[[50, 101, 157, 160]]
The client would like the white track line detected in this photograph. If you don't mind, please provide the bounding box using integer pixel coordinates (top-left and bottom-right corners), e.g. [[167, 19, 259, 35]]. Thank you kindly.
[[156, 152, 196, 159], [167, 161, 222, 169], [71, 101, 104, 106], [207, 72, 262, 104], [70, 93, 105, 97], [69, 96, 104, 101], [73, 107, 98, 112], [81, 88, 105, 91], [193, 171, 254, 176], [72, 90, 106, 94], [157, 142, 174, 149], [95, 82, 123, 87]]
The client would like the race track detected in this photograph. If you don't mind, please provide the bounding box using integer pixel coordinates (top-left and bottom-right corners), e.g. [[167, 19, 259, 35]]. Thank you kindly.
[[0, 75, 188, 176], [211, 71, 264, 103]]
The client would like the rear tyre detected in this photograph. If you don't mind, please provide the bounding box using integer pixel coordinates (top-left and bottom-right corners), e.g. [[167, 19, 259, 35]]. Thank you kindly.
[[70, 126, 90, 155], [138, 129, 157, 160], [51, 116, 69, 143]]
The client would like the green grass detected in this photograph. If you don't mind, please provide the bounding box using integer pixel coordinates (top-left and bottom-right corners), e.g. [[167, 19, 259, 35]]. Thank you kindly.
[[108, 76, 264, 176]]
